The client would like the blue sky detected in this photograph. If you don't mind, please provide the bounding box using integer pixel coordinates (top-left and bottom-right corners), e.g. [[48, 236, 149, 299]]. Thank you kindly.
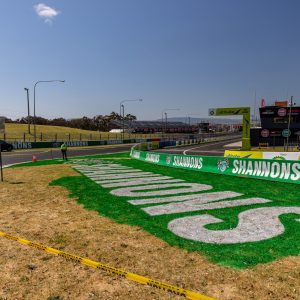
[[1, 0, 299, 120]]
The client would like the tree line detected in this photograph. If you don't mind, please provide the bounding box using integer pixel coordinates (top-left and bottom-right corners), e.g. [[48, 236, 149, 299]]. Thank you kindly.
[[4, 112, 137, 131]]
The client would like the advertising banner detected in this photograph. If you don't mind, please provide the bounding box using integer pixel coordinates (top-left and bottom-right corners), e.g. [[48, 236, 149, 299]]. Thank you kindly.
[[130, 148, 300, 185], [224, 150, 263, 159], [263, 152, 300, 161], [225, 150, 300, 161], [10, 139, 137, 149]]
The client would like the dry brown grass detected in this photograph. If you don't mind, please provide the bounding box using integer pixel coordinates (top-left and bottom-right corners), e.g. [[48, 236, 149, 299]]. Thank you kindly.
[[2, 123, 160, 142], [0, 165, 299, 300]]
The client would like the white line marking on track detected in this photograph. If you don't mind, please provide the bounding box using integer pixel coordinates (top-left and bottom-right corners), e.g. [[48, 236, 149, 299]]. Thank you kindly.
[[182, 140, 231, 155]]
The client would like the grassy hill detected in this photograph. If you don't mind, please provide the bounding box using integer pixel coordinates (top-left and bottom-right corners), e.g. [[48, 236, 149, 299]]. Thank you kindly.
[[1, 123, 150, 142]]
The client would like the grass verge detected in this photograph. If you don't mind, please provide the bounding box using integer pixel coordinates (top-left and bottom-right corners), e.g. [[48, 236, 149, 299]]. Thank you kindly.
[[50, 154, 300, 269]]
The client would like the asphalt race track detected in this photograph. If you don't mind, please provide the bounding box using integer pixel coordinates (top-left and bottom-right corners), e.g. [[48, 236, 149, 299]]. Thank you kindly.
[[1, 136, 242, 166], [1, 144, 133, 166], [157, 137, 241, 156]]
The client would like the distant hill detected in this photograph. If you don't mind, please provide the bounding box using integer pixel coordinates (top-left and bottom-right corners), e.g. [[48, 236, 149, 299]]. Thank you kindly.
[[155, 117, 243, 125]]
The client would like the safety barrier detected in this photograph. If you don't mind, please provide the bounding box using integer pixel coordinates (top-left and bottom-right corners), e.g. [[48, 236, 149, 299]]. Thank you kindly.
[[10, 133, 240, 150], [130, 144, 300, 185], [11, 139, 149, 150]]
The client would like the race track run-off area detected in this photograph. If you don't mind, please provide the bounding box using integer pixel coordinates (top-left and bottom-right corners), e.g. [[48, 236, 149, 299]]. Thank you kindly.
[[68, 155, 300, 268]]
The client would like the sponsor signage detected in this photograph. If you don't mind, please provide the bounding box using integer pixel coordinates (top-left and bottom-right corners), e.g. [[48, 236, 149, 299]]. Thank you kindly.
[[7, 139, 138, 149], [224, 150, 263, 159], [263, 152, 300, 161], [282, 129, 291, 138], [269, 130, 281, 137], [261, 129, 269, 138], [261, 109, 274, 115], [131, 147, 300, 184], [278, 108, 287, 117]]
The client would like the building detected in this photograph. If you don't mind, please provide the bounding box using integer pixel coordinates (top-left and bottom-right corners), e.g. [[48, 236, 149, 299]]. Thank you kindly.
[[250, 102, 300, 146]]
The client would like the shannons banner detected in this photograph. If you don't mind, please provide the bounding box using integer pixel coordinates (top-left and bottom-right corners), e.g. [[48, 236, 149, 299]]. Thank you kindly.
[[130, 149, 300, 184], [11, 139, 148, 149]]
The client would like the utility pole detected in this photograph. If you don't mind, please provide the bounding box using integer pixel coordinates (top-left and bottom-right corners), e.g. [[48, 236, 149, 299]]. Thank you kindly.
[[165, 112, 168, 133], [0, 144, 3, 182], [24, 88, 31, 134]]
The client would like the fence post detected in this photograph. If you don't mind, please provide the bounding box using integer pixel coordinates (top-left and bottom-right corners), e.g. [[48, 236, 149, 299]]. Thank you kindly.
[[40, 132, 42, 141], [55, 133, 57, 142], [90, 133, 92, 140], [23, 132, 26, 142], [69, 133, 71, 141]]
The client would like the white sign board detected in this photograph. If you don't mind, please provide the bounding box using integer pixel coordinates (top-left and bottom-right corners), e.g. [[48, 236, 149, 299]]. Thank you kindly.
[[0, 117, 5, 134], [263, 152, 300, 161]]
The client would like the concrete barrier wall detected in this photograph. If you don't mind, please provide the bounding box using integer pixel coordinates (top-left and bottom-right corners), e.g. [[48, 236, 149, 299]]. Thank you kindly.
[[11, 139, 149, 149]]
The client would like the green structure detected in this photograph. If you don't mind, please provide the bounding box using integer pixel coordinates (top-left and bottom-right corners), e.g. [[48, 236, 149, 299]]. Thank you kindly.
[[209, 107, 251, 150]]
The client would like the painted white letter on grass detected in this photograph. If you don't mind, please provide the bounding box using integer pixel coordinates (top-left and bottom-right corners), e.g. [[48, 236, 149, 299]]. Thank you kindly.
[[168, 206, 300, 244], [111, 183, 212, 197]]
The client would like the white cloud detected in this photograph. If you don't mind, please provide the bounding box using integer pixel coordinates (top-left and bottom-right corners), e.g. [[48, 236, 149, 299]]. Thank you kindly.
[[34, 3, 60, 24]]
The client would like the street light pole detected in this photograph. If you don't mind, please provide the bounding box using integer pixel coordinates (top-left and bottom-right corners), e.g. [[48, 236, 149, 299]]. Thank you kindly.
[[165, 112, 168, 133], [33, 80, 65, 142], [286, 96, 293, 151], [24, 88, 30, 134], [119, 99, 142, 140], [161, 108, 180, 135], [121, 104, 125, 139]]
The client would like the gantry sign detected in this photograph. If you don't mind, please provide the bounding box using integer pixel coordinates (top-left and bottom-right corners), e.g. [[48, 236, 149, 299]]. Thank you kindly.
[[209, 107, 251, 150]]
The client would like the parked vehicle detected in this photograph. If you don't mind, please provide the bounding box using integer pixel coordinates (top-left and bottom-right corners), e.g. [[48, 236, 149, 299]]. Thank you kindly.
[[0, 140, 13, 151]]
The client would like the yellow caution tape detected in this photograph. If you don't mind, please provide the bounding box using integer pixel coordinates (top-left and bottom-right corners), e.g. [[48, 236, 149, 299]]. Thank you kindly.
[[0, 231, 215, 300]]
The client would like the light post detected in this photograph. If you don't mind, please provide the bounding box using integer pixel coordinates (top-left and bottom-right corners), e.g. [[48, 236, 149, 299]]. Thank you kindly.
[[119, 99, 142, 139], [165, 112, 168, 133], [161, 108, 180, 136], [185, 113, 205, 134], [286, 96, 294, 151], [24, 88, 30, 134], [33, 80, 65, 142]]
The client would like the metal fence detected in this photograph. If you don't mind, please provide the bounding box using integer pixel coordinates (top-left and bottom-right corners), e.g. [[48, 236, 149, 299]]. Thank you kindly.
[[0, 131, 239, 143]]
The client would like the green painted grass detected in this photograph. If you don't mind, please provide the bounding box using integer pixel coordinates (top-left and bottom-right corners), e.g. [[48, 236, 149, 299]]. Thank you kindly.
[[47, 153, 300, 269]]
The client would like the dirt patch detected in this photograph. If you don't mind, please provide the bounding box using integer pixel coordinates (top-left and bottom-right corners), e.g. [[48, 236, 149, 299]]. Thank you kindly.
[[0, 165, 299, 299]]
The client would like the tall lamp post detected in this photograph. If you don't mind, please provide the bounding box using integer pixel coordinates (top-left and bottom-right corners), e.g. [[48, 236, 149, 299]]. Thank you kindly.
[[161, 108, 180, 135], [286, 96, 294, 151], [119, 99, 142, 139], [24, 88, 30, 134], [33, 80, 65, 142]]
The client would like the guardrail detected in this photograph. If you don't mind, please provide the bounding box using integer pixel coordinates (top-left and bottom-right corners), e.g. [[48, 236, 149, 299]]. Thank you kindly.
[[130, 141, 300, 185], [10, 139, 143, 150]]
